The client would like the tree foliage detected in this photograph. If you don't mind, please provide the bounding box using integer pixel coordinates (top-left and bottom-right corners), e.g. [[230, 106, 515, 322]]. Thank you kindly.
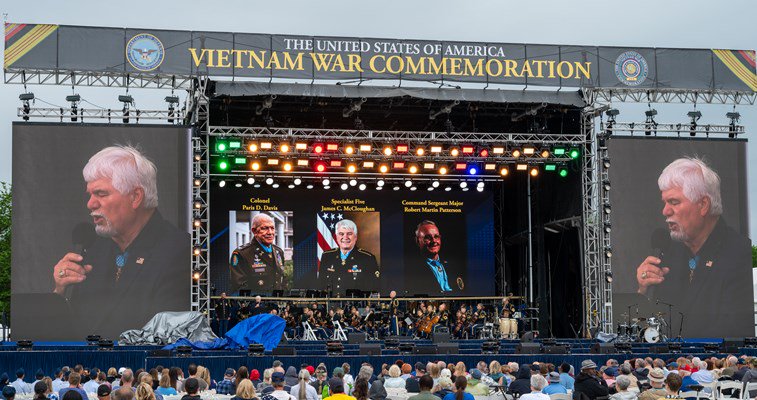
[[0, 182, 10, 315]]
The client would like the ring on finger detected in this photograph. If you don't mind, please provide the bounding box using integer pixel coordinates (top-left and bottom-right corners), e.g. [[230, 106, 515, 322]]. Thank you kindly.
[[59, 269, 66, 277], [641, 271, 647, 279]]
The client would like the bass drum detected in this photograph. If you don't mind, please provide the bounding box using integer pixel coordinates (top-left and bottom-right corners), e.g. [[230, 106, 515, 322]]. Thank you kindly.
[[642, 327, 661, 343]]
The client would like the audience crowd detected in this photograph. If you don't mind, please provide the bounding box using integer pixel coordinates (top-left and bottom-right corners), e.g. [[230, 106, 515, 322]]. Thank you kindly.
[[1, 354, 756, 400]]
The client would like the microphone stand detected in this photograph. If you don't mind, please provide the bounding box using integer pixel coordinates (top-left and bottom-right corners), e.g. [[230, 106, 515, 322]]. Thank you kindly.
[[656, 299, 675, 341], [676, 312, 685, 342]]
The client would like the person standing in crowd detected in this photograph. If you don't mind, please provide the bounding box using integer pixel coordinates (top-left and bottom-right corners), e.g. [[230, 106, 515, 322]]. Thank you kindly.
[[215, 293, 232, 337], [573, 360, 609, 400]]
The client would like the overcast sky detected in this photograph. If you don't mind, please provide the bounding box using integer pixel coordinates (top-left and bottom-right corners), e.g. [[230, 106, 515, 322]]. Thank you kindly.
[[0, 0, 755, 231]]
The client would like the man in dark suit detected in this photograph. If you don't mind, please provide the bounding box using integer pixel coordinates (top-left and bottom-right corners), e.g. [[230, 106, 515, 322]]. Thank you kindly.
[[52, 146, 189, 338], [319, 219, 379, 294], [407, 220, 463, 294], [229, 213, 286, 293]]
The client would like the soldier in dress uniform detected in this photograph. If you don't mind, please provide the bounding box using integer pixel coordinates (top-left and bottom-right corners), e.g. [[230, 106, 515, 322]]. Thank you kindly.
[[319, 219, 380, 294], [229, 213, 286, 293]]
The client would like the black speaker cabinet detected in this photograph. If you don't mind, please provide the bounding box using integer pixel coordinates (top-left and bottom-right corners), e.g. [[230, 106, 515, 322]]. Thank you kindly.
[[591, 343, 616, 354], [272, 346, 296, 355], [348, 332, 367, 344], [516, 343, 541, 354], [437, 343, 459, 355], [413, 345, 438, 354], [432, 332, 450, 343], [359, 344, 382, 355], [543, 345, 568, 354]]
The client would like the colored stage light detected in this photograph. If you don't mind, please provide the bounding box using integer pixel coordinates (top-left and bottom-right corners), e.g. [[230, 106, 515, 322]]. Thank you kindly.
[[423, 163, 435, 170], [450, 148, 460, 157], [492, 146, 505, 154], [315, 163, 326, 173], [234, 157, 246, 165], [455, 163, 467, 170], [500, 167, 509, 176], [462, 146, 474, 154], [439, 166, 448, 175], [383, 146, 393, 156], [553, 147, 566, 155], [409, 165, 418, 174], [330, 160, 342, 167], [430, 145, 442, 153], [540, 150, 550, 158], [347, 164, 357, 173], [479, 149, 489, 157], [523, 147, 535, 155], [362, 161, 375, 168], [512, 149, 522, 158], [229, 140, 241, 149], [260, 142, 273, 150], [313, 144, 324, 154], [396, 144, 409, 153], [248, 143, 259, 152], [516, 164, 527, 171], [416, 148, 425, 156], [251, 161, 261, 171], [345, 145, 355, 155], [218, 160, 229, 170], [280, 143, 290, 153], [559, 167, 569, 177], [393, 161, 405, 169], [326, 143, 339, 151], [545, 164, 557, 171], [468, 167, 478, 175], [216, 141, 228, 152], [297, 159, 309, 167], [379, 164, 389, 173], [283, 162, 293, 172], [295, 142, 308, 150], [267, 159, 279, 165], [359, 144, 372, 152], [569, 149, 580, 159], [530, 167, 539, 177], [484, 163, 496, 171]]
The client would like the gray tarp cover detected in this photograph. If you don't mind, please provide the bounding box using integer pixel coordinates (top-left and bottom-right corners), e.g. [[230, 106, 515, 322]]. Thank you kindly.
[[213, 81, 586, 107], [119, 311, 218, 345]]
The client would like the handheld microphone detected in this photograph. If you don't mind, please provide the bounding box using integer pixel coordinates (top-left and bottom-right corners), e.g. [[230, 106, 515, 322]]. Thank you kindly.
[[66, 222, 97, 298], [651, 228, 671, 263]]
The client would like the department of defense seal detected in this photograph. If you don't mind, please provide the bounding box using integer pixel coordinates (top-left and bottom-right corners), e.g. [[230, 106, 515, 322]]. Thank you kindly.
[[614, 51, 648, 86], [126, 33, 165, 71]]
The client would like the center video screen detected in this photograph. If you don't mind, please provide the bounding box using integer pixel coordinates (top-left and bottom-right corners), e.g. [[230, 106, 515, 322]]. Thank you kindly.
[[209, 181, 495, 296]]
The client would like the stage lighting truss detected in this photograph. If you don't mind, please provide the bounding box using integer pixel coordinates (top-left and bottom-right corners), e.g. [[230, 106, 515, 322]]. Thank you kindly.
[[16, 106, 185, 123], [604, 121, 742, 138]]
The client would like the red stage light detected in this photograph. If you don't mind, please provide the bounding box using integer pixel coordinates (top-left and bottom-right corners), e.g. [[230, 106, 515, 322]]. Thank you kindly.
[[479, 149, 489, 157], [314, 144, 324, 154], [315, 163, 326, 172]]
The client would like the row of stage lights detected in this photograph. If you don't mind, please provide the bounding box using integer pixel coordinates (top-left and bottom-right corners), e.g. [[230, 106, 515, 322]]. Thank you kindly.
[[211, 140, 579, 177], [214, 177, 495, 192]]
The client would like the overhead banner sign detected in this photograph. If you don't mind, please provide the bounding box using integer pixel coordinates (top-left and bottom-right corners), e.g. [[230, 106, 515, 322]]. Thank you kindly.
[[4, 23, 756, 91]]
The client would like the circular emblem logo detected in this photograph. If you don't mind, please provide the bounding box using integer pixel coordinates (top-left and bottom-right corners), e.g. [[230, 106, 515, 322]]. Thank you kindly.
[[126, 33, 165, 71], [614, 51, 648, 86]]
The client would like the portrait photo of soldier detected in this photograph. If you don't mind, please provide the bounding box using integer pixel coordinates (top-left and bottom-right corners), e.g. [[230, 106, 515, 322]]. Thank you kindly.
[[318, 214, 380, 294], [404, 218, 466, 295], [228, 211, 293, 293]]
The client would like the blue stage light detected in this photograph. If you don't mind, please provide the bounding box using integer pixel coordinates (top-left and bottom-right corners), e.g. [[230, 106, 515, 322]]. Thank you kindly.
[[468, 167, 477, 175]]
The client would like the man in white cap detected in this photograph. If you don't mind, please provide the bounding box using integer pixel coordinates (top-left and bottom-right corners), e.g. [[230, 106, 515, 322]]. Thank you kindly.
[[639, 368, 666, 400], [573, 360, 609, 400]]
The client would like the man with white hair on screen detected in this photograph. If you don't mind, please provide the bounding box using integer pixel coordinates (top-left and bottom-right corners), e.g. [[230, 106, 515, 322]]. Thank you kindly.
[[635, 157, 752, 336], [319, 219, 379, 294], [52, 145, 189, 337], [230, 213, 286, 292]]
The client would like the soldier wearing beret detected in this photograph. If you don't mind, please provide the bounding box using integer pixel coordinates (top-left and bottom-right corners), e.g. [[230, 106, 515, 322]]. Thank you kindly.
[[319, 219, 380, 294], [229, 213, 286, 292]]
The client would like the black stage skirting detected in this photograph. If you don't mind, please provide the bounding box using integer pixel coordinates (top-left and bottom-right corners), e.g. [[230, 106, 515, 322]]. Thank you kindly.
[[0, 339, 752, 381]]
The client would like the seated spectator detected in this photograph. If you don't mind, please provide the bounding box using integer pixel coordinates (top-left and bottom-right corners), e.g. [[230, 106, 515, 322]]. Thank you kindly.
[[409, 376, 436, 400], [96, 385, 111, 400], [232, 379, 259, 400], [155, 374, 177, 396], [406, 363, 425, 393], [368, 380, 386, 400], [135, 383, 157, 400], [3, 386, 15, 400], [401, 364, 413, 380], [520, 375, 550, 400], [351, 377, 368, 400], [290, 370, 318, 400], [543, 372, 568, 395], [602, 367, 617, 390], [250, 369, 262, 388], [264, 372, 295, 400], [463, 370, 488, 396], [442, 376, 473, 400], [217, 369, 236, 396], [508, 364, 533, 397], [609, 375, 636, 400], [638, 368, 666, 400], [384, 366, 405, 389], [323, 377, 355, 400], [59, 372, 89, 400], [180, 379, 201, 400], [662, 373, 683, 400], [432, 377, 453, 399], [488, 362, 504, 386], [573, 360, 609, 400]]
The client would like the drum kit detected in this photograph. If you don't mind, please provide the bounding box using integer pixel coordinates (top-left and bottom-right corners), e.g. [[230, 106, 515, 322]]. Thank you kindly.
[[617, 312, 669, 343]]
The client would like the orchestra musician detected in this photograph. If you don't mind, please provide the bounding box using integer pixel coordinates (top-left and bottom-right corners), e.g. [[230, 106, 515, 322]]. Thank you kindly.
[[471, 303, 487, 337]]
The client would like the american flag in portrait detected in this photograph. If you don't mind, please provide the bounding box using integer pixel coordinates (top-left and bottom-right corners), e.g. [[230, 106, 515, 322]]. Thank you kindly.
[[316, 211, 344, 277]]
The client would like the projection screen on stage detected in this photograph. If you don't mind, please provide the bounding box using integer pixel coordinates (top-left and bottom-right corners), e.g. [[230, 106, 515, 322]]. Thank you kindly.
[[11, 123, 191, 341], [209, 182, 495, 297], [608, 137, 752, 338]]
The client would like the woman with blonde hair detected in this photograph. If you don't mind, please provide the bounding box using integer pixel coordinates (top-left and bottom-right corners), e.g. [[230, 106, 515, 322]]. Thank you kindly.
[[489, 361, 504, 385], [197, 366, 217, 391], [155, 373, 177, 396], [289, 369, 317, 400], [135, 383, 157, 400], [232, 379, 258, 400], [453, 362, 467, 378]]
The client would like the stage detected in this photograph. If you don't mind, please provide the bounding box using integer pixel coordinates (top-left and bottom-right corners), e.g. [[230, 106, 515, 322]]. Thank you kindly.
[[0, 339, 752, 381]]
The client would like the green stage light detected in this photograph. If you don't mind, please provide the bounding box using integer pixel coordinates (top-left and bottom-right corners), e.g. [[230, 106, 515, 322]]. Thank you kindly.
[[569, 149, 580, 159], [234, 157, 246, 164], [559, 168, 568, 177], [229, 140, 242, 149], [218, 160, 229, 171], [553, 147, 566, 155], [545, 164, 556, 171], [216, 141, 228, 152]]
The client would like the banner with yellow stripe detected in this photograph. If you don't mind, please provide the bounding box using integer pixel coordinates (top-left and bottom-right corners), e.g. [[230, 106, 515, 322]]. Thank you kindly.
[[4, 23, 58, 68], [713, 49, 757, 91]]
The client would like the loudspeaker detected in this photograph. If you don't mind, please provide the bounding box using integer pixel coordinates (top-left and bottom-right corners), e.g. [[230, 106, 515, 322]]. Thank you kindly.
[[516, 343, 541, 354], [147, 350, 171, 357], [651, 345, 669, 354], [414, 345, 438, 354], [359, 344, 382, 356], [272, 346, 296, 355], [348, 333, 367, 344], [722, 338, 744, 353], [543, 345, 568, 354], [437, 343, 459, 355], [432, 332, 450, 343], [591, 343, 616, 354]]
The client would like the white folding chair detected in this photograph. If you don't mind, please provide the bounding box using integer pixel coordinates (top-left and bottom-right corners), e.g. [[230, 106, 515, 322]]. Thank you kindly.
[[741, 382, 757, 400], [715, 381, 742, 399], [549, 394, 572, 400], [679, 391, 709, 400]]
